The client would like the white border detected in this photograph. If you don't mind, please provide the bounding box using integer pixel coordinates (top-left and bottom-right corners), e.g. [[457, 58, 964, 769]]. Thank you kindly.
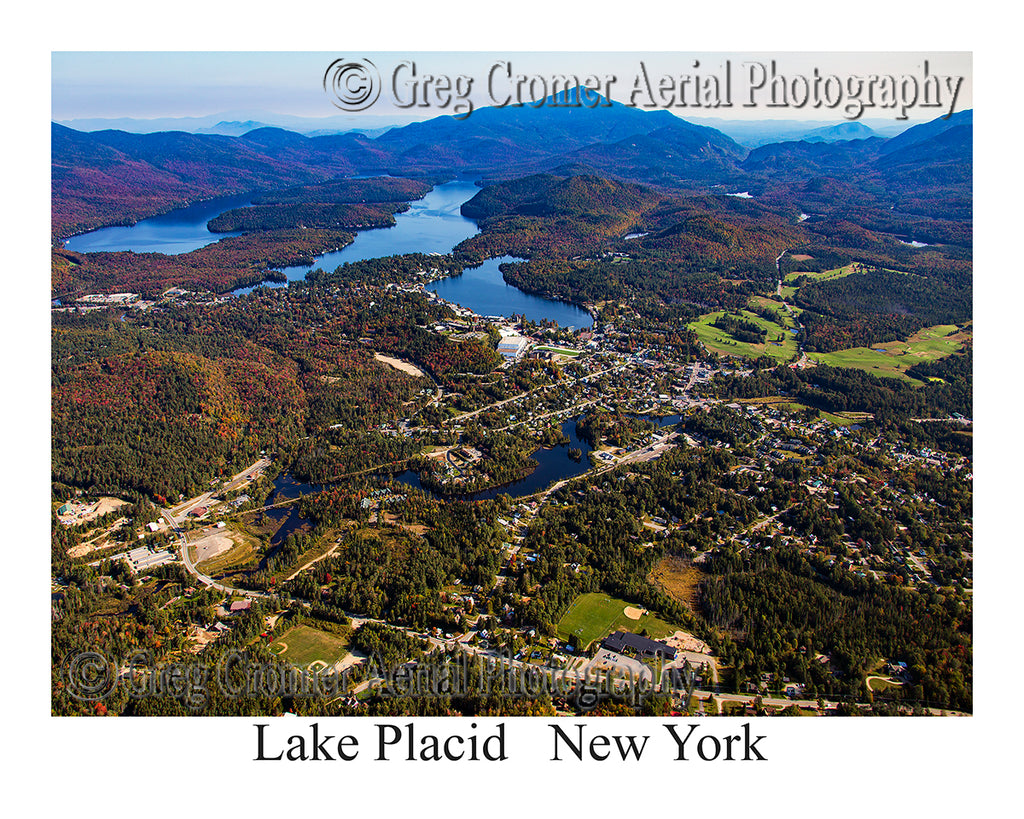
[[7, 2, 1016, 815]]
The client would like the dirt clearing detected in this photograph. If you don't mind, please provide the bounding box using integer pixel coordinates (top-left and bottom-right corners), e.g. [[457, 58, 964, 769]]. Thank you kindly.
[[191, 529, 240, 563], [374, 354, 425, 377]]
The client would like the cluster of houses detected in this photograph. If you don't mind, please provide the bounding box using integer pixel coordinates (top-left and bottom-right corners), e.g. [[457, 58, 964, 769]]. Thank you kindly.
[[53, 287, 230, 315]]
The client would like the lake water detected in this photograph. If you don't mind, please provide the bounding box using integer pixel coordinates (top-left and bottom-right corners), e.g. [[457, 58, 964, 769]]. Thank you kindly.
[[65, 179, 593, 327], [64, 193, 253, 254], [402, 416, 596, 500], [427, 256, 592, 328], [233, 180, 482, 294], [264, 473, 330, 546]]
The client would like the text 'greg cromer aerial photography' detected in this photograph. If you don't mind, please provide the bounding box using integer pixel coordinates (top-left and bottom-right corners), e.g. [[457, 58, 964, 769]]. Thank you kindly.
[[51, 52, 972, 718]]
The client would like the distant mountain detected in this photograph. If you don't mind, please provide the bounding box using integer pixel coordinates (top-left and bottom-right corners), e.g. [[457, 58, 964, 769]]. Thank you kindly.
[[878, 121, 972, 169], [304, 126, 394, 139], [195, 120, 274, 136], [369, 89, 748, 188], [51, 104, 972, 240], [739, 113, 970, 192], [800, 122, 879, 142], [742, 138, 884, 177], [374, 89, 698, 170], [550, 121, 747, 188], [741, 111, 973, 230], [56, 115, 239, 134], [56, 111, 418, 135], [874, 120, 973, 220], [687, 117, 915, 148], [879, 109, 972, 155]]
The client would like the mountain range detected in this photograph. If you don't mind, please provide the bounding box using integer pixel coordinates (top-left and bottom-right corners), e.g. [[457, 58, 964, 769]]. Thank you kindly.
[[51, 95, 972, 242]]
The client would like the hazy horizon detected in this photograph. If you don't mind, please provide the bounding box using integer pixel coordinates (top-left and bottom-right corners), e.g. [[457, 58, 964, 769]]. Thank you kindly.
[[53, 51, 972, 126]]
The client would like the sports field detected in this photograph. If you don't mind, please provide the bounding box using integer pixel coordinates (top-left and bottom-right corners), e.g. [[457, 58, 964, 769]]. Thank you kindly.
[[268, 624, 350, 669], [556, 592, 676, 649]]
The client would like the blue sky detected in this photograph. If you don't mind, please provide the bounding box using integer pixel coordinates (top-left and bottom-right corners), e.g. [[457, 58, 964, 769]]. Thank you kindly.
[[52, 51, 972, 124]]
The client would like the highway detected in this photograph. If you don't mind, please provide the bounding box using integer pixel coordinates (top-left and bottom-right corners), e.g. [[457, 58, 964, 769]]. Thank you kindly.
[[161, 507, 269, 597], [166, 457, 271, 525], [159, 457, 273, 599]]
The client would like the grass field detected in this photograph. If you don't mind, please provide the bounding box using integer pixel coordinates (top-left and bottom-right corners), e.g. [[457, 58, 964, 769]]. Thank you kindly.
[[784, 263, 861, 285], [748, 295, 801, 326], [819, 410, 869, 427], [533, 346, 582, 357], [689, 308, 798, 362], [556, 592, 677, 649], [810, 324, 968, 383], [737, 397, 871, 426], [269, 624, 351, 669]]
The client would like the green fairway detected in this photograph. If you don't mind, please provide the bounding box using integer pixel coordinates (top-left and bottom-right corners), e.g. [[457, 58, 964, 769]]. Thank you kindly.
[[556, 592, 677, 649], [269, 624, 350, 669], [689, 308, 798, 362], [811, 324, 967, 383], [784, 263, 861, 285], [749, 295, 801, 323]]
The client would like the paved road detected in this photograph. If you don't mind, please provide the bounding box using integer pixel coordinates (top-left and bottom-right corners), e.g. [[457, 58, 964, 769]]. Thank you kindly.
[[447, 362, 627, 425], [489, 398, 600, 433], [155, 456, 275, 597], [160, 506, 270, 599], [167, 457, 271, 524]]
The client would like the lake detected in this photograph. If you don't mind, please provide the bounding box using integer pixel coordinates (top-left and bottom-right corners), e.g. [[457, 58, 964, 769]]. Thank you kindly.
[[395, 416, 596, 501], [262, 473, 329, 546], [64, 192, 253, 255], [66, 179, 591, 327], [427, 256, 592, 329], [233, 180, 482, 294]]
